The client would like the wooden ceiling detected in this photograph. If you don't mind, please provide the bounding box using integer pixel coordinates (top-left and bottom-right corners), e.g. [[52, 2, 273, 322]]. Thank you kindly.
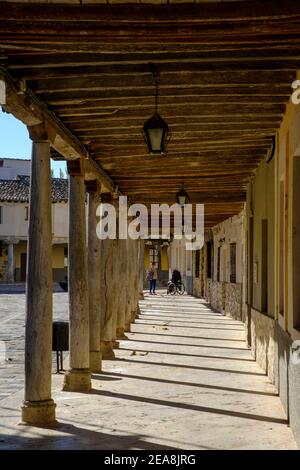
[[0, 1, 300, 227]]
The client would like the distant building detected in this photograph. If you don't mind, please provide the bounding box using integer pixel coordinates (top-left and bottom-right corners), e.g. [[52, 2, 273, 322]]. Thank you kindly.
[[0, 157, 31, 180], [0, 158, 68, 283]]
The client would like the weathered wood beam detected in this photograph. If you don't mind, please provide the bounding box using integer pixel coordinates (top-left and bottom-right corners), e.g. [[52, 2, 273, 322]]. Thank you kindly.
[[8, 60, 300, 81], [38, 86, 292, 104], [83, 135, 274, 148], [32, 71, 295, 93], [7, 48, 300, 69], [52, 95, 288, 110], [0, 68, 115, 192], [69, 123, 280, 134], [1, 3, 300, 23], [90, 141, 272, 153], [3, 41, 300, 54], [77, 129, 275, 141], [0, 67, 86, 160], [83, 148, 267, 159]]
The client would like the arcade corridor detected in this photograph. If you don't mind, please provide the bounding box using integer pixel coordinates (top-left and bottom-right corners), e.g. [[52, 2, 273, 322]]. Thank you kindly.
[[0, 292, 295, 450]]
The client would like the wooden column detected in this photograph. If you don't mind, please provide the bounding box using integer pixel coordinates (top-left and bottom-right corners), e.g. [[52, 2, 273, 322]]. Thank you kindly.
[[63, 160, 91, 391], [124, 238, 133, 332], [131, 239, 140, 323], [139, 239, 145, 300], [99, 192, 115, 359], [87, 181, 102, 373], [100, 237, 115, 359], [6, 241, 14, 283], [111, 235, 120, 349], [22, 124, 56, 425], [116, 239, 128, 339]]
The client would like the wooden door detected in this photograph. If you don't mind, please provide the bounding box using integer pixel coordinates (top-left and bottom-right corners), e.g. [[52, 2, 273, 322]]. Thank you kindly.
[[20, 253, 27, 282]]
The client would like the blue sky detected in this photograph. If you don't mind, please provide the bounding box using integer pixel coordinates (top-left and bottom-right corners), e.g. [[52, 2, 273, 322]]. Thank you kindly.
[[0, 112, 67, 177]]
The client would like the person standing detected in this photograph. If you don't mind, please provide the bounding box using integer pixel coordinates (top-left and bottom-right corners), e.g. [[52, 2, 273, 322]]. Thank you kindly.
[[147, 262, 158, 295]]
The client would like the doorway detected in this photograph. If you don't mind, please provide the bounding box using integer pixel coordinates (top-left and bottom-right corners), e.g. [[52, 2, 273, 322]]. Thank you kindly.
[[20, 253, 27, 282]]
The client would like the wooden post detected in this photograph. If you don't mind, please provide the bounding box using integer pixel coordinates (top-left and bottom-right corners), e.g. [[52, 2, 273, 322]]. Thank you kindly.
[[21, 124, 56, 425], [63, 159, 91, 391], [139, 238, 145, 300], [116, 239, 128, 339], [131, 239, 140, 322], [100, 237, 115, 359], [124, 238, 133, 332], [87, 182, 102, 373], [111, 236, 120, 349], [6, 241, 14, 283]]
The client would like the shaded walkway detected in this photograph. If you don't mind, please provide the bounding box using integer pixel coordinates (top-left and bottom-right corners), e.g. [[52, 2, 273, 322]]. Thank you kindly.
[[0, 292, 296, 449]]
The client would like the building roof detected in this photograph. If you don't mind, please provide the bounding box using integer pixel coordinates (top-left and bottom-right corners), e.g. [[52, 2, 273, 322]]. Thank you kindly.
[[0, 176, 68, 203], [0, 158, 31, 162]]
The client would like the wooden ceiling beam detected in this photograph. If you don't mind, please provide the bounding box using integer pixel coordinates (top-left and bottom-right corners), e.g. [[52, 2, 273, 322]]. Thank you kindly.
[[32, 71, 295, 93], [3, 40, 300, 54], [38, 86, 291, 104], [8, 60, 300, 80], [1, 2, 300, 23], [69, 123, 280, 134], [7, 48, 300, 70], [77, 129, 275, 141]]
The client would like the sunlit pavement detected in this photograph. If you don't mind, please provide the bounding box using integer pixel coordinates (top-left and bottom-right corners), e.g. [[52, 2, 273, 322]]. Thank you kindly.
[[0, 290, 296, 449]]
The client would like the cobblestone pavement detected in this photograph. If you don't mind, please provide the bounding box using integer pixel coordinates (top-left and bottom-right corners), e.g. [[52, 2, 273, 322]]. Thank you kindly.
[[0, 292, 68, 402]]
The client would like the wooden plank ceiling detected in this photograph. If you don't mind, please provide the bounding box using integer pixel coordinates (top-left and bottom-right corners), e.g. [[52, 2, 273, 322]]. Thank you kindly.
[[0, 1, 300, 227]]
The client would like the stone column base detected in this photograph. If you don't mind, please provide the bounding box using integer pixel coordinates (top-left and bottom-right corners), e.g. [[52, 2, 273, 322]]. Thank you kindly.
[[139, 292, 144, 300], [90, 351, 102, 373], [101, 341, 116, 360], [116, 327, 129, 340], [63, 368, 91, 392], [21, 399, 56, 426]]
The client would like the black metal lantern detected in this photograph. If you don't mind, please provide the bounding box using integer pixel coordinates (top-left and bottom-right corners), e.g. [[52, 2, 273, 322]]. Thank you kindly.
[[143, 65, 170, 155], [176, 183, 189, 207]]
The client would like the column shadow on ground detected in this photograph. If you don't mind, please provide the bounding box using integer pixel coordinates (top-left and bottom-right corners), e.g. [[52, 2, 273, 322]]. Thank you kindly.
[[94, 371, 277, 397], [86, 389, 287, 425]]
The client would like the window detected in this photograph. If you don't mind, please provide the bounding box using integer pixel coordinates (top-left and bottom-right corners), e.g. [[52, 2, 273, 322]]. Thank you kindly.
[[149, 246, 159, 265], [0, 206, 2, 224], [25, 206, 29, 221], [64, 246, 68, 268], [195, 249, 200, 278], [230, 243, 237, 284]]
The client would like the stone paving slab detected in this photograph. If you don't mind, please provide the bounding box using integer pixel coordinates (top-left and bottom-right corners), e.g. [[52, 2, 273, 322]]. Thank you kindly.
[[0, 291, 297, 450], [0, 292, 68, 402]]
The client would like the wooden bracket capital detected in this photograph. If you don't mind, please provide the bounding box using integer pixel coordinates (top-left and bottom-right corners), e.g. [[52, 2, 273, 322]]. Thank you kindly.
[[27, 122, 49, 142], [85, 179, 100, 194], [67, 158, 84, 176], [100, 192, 113, 203]]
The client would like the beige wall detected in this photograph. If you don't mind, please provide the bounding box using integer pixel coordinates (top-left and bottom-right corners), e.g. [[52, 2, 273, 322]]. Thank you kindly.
[[246, 158, 275, 316], [0, 202, 68, 240]]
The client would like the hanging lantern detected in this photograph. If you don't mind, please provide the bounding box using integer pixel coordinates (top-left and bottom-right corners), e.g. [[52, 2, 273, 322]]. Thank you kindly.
[[142, 64, 171, 155], [176, 183, 189, 207]]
